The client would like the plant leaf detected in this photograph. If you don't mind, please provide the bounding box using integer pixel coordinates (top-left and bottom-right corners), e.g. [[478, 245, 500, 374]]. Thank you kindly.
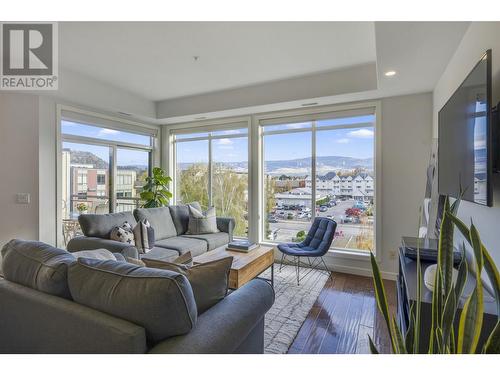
[[455, 244, 468, 302], [439, 203, 454, 295], [368, 335, 379, 354], [470, 223, 484, 273], [392, 316, 407, 354], [441, 285, 457, 351], [483, 320, 500, 353], [457, 284, 484, 353], [405, 302, 415, 354], [370, 252, 396, 353]]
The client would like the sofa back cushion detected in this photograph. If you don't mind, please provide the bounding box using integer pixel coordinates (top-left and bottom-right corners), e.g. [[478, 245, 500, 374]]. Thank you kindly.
[[133, 207, 177, 240], [1, 239, 75, 299], [169, 202, 202, 235], [68, 258, 197, 342], [79, 212, 137, 239]]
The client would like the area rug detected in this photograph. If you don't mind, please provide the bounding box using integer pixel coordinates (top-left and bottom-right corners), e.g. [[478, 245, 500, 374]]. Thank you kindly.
[[260, 264, 330, 354]]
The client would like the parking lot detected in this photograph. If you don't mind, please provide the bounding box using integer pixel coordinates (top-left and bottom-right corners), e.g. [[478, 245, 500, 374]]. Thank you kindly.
[[268, 199, 374, 251]]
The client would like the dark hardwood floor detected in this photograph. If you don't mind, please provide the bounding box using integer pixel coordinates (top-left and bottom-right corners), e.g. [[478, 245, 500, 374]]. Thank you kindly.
[[287, 272, 396, 354]]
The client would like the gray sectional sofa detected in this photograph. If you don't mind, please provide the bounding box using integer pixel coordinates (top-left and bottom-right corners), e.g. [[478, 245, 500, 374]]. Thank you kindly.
[[0, 239, 275, 354], [67, 202, 235, 261]]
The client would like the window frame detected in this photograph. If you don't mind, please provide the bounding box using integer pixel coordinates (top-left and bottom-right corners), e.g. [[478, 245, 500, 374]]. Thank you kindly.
[[255, 101, 381, 259], [56, 105, 160, 247]]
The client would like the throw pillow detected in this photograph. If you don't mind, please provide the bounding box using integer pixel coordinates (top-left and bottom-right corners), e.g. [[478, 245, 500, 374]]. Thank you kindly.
[[125, 256, 146, 267], [71, 248, 119, 261], [142, 251, 193, 269], [187, 205, 219, 235], [143, 256, 233, 314], [110, 221, 135, 246], [133, 219, 155, 253]]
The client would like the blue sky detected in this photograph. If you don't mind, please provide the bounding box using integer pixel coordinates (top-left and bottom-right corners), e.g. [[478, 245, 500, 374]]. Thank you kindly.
[[62, 115, 375, 165], [62, 121, 150, 166]]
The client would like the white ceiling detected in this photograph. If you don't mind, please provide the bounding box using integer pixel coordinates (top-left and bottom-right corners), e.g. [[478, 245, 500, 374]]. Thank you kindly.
[[59, 22, 376, 101], [58, 21, 471, 120]]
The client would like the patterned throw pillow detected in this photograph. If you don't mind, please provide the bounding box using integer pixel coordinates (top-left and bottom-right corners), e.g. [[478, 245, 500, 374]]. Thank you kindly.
[[187, 205, 219, 235], [133, 219, 155, 253], [110, 221, 135, 245]]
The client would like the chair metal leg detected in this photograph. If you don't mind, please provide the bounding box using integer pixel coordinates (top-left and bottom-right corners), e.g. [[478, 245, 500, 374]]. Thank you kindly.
[[296, 256, 300, 285], [279, 253, 286, 272], [320, 256, 333, 281]]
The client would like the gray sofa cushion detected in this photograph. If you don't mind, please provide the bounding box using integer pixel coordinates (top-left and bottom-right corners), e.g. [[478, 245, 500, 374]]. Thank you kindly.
[[155, 237, 208, 257], [169, 202, 202, 236], [1, 239, 75, 299], [68, 258, 198, 342], [140, 247, 180, 262], [143, 257, 233, 314], [182, 232, 230, 251], [134, 207, 177, 240], [79, 212, 137, 239]]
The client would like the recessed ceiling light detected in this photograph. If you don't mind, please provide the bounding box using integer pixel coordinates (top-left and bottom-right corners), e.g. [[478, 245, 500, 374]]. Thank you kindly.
[[384, 70, 397, 77]]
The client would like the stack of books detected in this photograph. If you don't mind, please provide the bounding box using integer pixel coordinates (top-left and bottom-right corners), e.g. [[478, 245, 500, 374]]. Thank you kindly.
[[226, 240, 258, 253]]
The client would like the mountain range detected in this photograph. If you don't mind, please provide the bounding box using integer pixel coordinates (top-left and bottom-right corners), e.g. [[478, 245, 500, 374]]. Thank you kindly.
[[179, 155, 373, 175]]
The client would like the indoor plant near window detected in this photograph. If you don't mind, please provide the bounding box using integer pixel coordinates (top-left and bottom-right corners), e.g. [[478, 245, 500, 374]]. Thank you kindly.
[[139, 167, 173, 208], [369, 197, 500, 354], [76, 202, 88, 214]]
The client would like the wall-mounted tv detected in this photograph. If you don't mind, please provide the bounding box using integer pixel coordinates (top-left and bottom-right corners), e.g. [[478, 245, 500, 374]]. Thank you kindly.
[[438, 49, 492, 206]]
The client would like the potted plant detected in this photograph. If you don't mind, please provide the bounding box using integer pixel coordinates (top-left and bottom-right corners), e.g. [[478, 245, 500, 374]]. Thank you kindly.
[[369, 197, 500, 353], [139, 167, 173, 208], [76, 202, 88, 214]]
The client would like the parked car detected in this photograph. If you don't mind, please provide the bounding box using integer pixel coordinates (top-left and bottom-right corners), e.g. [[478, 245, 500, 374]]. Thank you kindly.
[[319, 206, 328, 212], [268, 216, 278, 223]]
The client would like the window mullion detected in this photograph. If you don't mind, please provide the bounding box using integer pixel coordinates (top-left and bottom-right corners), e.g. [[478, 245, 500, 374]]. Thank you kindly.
[[208, 136, 213, 207], [311, 122, 317, 221]]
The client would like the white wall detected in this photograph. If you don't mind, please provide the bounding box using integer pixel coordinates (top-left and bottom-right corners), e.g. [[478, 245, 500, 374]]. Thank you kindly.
[[0, 68, 158, 249], [433, 22, 500, 278], [0, 93, 40, 246]]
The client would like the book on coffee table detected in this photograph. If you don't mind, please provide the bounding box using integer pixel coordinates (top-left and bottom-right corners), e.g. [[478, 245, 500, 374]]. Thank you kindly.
[[226, 240, 258, 253]]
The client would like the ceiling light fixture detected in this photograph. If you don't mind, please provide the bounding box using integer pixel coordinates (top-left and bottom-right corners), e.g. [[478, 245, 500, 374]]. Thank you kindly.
[[301, 102, 318, 107], [384, 70, 397, 77]]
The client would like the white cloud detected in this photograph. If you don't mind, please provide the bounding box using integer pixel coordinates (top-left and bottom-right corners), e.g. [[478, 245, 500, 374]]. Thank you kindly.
[[347, 128, 374, 138], [99, 128, 119, 135], [217, 138, 233, 145], [337, 138, 350, 144]]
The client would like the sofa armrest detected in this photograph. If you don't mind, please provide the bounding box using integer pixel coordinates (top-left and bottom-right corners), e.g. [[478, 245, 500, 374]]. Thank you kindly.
[[66, 236, 139, 259], [216, 217, 235, 241], [148, 279, 275, 354]]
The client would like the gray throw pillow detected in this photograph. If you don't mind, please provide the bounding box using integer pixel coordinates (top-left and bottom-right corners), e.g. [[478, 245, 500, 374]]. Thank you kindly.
[[187, 205, 219, 235], [133, 219, 155, 253], [144, 256, 233, 314], [68, 258, 197, 342]]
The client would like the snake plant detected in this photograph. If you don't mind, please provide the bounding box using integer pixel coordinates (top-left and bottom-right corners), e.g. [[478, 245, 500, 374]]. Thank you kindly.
[[369, 197, 500, 353]]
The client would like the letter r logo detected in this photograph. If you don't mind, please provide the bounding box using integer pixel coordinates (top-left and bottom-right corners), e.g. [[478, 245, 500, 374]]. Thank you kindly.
[[2, 23, 53, 75]]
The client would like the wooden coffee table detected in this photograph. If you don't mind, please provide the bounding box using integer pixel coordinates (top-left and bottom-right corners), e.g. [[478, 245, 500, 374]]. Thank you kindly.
[[194, 244, 275, 289]]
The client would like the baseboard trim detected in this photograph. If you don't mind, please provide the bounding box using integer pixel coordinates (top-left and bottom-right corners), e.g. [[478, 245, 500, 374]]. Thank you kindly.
[[273, 254, 397, 281]]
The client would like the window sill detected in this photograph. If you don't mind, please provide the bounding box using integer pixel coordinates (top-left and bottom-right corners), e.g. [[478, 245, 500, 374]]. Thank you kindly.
[[260, 241, 373, 262]]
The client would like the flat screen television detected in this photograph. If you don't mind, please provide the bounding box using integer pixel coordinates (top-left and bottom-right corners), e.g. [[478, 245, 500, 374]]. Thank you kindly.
[[438, 49, 492, 206]]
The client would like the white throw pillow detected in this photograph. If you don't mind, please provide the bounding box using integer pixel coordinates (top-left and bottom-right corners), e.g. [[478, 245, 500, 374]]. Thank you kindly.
[[71, 249, 118, 261], [110, 221, 135, 246]]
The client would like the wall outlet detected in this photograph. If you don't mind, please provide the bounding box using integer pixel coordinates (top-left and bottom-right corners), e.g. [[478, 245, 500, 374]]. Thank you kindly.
[[16, 193, 31, 204]]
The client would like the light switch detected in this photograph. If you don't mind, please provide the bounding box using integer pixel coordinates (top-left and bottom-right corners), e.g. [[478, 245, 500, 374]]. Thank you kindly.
[[16, 193, 31, 204]]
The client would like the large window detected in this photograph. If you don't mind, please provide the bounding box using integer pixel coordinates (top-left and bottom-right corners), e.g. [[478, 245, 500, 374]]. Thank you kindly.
[[262, 110, 376, 252], [173, 124, 249, 237], [60, 114, 156, 246]]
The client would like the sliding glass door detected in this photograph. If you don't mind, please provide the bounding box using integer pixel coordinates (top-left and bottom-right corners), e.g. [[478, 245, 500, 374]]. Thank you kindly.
[[60, 117, 155, 245]]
